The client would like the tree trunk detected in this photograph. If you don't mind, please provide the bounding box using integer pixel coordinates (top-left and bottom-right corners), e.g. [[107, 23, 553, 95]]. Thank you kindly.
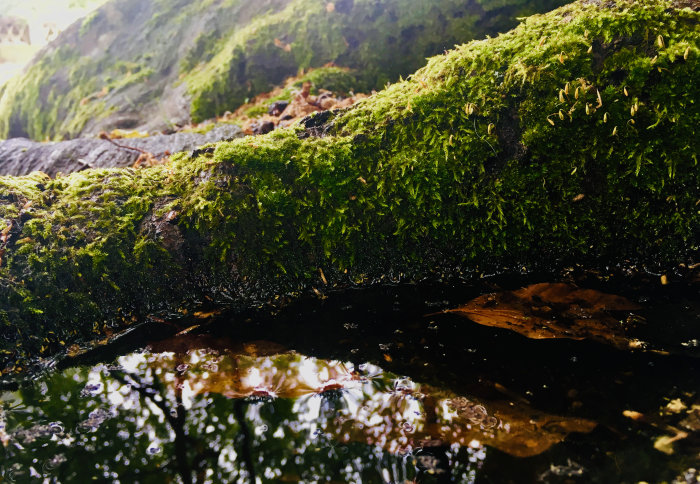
[[0, 0, 698, 375]]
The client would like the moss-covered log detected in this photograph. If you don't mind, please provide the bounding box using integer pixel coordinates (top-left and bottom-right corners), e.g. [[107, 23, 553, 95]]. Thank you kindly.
[[1, 0, 699, 374], [0, 0, 568, 140]]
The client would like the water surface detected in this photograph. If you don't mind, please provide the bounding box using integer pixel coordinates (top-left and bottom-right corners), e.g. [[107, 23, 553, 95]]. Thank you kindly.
[[2, 279, 699, 483]]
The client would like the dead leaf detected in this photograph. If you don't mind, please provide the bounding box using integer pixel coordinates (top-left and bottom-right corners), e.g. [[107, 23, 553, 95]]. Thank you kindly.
[[623, 410, 645, 420], [654, 430, 688, 455], [666, 399, 687, 414], [193, 310, 221, 319], [274, 38, 292, 52], [436, 283, 642, 349]]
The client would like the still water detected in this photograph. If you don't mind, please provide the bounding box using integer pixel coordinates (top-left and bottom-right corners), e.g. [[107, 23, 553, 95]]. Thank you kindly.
[[1, 278, 699, 483]]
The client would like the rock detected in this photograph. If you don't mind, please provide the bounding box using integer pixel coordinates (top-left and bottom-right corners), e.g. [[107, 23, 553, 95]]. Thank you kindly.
[[250, 120, 275, 135], [268, 101, 289, 116], [0, 124, 243, 177]]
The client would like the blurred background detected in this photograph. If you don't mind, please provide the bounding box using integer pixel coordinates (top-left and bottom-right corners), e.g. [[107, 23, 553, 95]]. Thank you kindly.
[[0, 0, 106, 87]]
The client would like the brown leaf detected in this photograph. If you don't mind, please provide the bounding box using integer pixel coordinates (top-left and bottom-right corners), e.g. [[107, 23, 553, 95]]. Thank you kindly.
[[438, 283, 642, 349], [273, 38, 291, 52]]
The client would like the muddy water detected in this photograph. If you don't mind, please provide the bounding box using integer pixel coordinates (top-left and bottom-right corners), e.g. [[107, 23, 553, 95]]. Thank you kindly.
[[1, 279, 699, 483]]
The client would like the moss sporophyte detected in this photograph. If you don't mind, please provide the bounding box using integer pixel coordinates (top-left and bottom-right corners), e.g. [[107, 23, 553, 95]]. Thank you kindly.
[[0, 0, 698, 374]]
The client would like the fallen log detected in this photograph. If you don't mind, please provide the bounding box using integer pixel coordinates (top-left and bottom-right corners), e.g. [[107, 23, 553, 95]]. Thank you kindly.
[[0, 0, 698, 375]]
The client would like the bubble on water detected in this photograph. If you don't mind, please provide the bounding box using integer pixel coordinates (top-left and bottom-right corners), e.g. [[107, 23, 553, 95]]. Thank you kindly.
[[176, 364, 190, 373], [76, 408, 113, 433], [170, 408, 178, 418], [80, 382, 103, 397], [378, 343, 390, 351], [255, 425, 269, 436], [13, 420, 67, 444], [3, 466, 18, 483], [41, 453, 66, 473], [146, 444, 161, 455], [401, 421, 415, 433], [343, 322, 358, 330]]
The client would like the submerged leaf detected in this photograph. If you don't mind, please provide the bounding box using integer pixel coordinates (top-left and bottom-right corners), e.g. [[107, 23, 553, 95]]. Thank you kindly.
[[438, 283, 643, 349]]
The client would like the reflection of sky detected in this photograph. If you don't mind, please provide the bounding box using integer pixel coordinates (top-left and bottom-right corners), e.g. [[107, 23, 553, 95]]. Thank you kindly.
[[0, 347, 607, 483]]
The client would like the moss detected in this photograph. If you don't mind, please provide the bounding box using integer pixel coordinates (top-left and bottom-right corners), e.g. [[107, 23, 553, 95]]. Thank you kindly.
[[0, 0, 697, 375], [0, 0, 568, 139], [184, 0, 572, 122], [237, 66, 365, 118], [79, 9, 99, 37]]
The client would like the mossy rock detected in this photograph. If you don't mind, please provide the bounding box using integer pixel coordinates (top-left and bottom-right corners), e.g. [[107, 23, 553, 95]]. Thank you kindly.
[[0, 0, 568, 141], [0, 0, 698, 375]]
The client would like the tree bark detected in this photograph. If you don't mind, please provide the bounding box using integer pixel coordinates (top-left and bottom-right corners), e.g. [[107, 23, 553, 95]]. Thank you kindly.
[[0, 0, 698, 375]]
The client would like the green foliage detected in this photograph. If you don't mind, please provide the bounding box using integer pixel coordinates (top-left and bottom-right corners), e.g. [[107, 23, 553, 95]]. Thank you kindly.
[[183, 0, 571, 123], [0, 0, 568, 139], [0, 0, 697, 373], [237, 66, 365, 119]]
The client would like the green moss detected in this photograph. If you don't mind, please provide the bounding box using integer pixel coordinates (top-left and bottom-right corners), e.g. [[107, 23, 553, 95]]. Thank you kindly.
[[238, 66, 365, 118], [0, 0, 569, 139], [0, 0, 697, 374], [79, 9, 99, 37], [184, 0, 573, 122]]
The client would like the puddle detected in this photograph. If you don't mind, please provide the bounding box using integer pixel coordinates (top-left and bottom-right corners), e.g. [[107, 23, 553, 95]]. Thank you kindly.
[[1, 280, 699, 483]]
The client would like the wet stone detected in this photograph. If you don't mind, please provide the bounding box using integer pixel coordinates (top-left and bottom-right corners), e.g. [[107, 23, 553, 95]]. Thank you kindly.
[[268, 100, 289, 116]]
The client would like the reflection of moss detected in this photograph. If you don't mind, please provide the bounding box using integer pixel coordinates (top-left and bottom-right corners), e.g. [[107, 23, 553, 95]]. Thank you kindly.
[[0, 0, 697, 373]]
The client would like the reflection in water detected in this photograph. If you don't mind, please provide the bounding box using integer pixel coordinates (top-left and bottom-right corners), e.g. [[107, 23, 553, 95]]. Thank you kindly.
[[1, 347, 597, 483], [1, 281, 699, 483]]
